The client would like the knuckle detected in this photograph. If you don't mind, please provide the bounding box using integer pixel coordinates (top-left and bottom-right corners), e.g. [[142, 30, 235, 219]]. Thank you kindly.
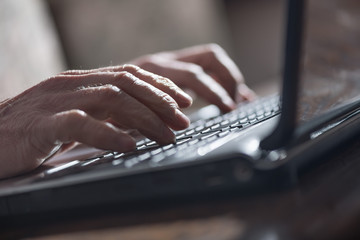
[[204, 43, 224, 59], [118, 72, 145, 89], [185, 64, 204, 79], [61, 69, 87, 75], [155, 75, 176, 88], [96, 85, 121, 101], [63, 110, 87, 125], [116, 71, 136, 83], [157, 75, 172, 84], [54, 110, 87, 142], [206, 43, 222, 52], [121, 64, 140, 72], [60, 69, 73, 75], [137, 55, 161, 72], [116, 71, 132, 79], [159, 93, 177, 108], [38, 76, 61, 90]]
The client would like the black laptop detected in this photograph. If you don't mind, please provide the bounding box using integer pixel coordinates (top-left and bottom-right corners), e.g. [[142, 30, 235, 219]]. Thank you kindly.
[[0, 0, 359, 217]]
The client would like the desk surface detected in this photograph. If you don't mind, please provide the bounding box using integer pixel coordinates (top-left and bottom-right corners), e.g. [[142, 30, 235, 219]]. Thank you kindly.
[[2, 138, 360, 240]]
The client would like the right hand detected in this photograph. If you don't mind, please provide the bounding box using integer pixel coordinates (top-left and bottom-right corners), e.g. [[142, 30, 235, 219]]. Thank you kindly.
[[0, 64, 192, 178]]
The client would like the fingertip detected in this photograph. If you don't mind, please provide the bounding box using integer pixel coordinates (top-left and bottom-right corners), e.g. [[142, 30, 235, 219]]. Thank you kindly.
[[177, 91, 193, 108], [237, 84, 257, 102], [174, 108, 191, 129], [220, 96, 236, 113], [116, 134, 136, 152], [160, 127, 176, 145], [170, 88, 193, 108]]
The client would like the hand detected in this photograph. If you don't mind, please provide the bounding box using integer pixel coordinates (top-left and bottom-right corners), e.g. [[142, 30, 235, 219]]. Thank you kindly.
[[130, 44, 256, 112], [0, 65, 192, 178]]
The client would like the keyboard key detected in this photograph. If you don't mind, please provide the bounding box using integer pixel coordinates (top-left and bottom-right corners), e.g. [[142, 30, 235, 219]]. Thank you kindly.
[[113, 153, 124, 159], [81, 158, 101, 167], [248, 113, 256, 120], [230, 122, 242, 128], [138, 152, 151, 161], [164, 148, 177, 156], [151, 154, 166, 163], [137, 144, 147, 150], [200, 131, 221, 140], [220, 120, 230, 126], [185, 129, 195, 136], [201, 128, 212, 134], [45, 160, 81, 176], [146, 141, 157, 147], [124, 158, 138, 168], [218, 130, 231, 138], [136, 139, 145, 146], [176, 143, 188, 150], [162, 143, 174, 150], [210, 123, 221, 130], [151, 148, 162, 155], [239, 118, 248, 124], [257, 114, 265, 120], [205, 135, 218, 143], [176, 137, 192, 145], [187, 139, 199, 146], [112, 159, 123, 166], [195, 125, 205, 132], [176, 133, 187, 140], [205, 120, 215, 127], [39, 95, 281, 179], [256, 110, 265, 116]]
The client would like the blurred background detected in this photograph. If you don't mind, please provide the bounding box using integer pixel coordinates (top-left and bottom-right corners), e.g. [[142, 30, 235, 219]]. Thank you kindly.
[[0, 0, 285, 100]]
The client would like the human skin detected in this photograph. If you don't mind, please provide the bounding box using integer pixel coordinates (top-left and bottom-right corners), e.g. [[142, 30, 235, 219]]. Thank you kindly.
[[130, 44, 255, 111], [0, 44, 254, 179]]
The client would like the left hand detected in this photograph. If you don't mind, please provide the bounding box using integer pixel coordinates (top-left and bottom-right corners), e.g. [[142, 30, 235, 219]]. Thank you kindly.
[[130, 43, 256, 112]]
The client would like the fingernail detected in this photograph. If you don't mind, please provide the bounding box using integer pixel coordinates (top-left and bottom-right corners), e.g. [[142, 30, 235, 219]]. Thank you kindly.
[[237, 84, 257, 101], [175, 109, 190, 128], [235, 90, 245, 103], [162, 126, 176, 143], [222, 96, 236, 111], [117, 136, 136, 152]]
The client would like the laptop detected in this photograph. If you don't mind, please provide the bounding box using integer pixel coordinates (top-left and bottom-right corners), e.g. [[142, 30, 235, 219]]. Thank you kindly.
[[0, 0, 360, 218]]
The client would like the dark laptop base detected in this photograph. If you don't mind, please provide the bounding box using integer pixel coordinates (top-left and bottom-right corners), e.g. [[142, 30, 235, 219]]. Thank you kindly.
[[1, 103, 359, 218]]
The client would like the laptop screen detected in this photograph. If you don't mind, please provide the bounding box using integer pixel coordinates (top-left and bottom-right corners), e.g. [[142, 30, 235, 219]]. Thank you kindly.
[[297, 0, 360, 123]]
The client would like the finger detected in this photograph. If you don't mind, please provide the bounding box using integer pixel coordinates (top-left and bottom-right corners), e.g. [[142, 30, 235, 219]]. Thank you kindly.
[[236, 83, 257, 102], [52, 73, 190, 131], [54, 85, 179, 144], [170, 44, 252, 101], [60, 65, 193, 109], [60, 65, 255, 104], [50, 110, 136, 152], [139, 58, 236, 112], [112, 65, 193, 108]]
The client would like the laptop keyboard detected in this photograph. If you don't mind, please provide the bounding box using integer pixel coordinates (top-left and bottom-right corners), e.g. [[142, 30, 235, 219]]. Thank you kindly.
[[43, 95, 280, 179]]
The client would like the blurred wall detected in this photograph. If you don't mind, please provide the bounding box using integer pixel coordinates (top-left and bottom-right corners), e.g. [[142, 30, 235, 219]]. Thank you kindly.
[[224, 0, 285, 89], [48, 0, 285, 93], [0, 0, 284, 100], [0, 0, 65, 99], [48, 0, 233, 69]]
